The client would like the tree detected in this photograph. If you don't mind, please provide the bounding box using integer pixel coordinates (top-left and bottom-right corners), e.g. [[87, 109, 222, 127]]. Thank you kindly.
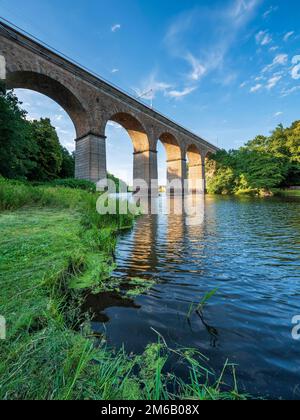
[[206, 151, 236, 194], [28, 118, 63, 181], [59, 147, 75, 179], [0, 90, 37, 179], [286, 121, 300, 163], [207, 120, 300, 195], [235, 149, 286, 191], [207, 166, 235, 194]]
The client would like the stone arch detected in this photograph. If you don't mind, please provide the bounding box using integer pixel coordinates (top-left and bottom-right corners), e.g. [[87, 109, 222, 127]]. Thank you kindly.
[[6, 71, 90, 138], [104, 112, 155, 194], [186, 143, 203, 167], [158, 132, 182, 161], [104, 112, 150, 153], [157, 133, 186, 193]]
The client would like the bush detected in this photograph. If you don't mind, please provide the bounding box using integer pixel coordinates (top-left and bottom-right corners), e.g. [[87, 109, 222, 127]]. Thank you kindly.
[[37, 178, 96, 193]]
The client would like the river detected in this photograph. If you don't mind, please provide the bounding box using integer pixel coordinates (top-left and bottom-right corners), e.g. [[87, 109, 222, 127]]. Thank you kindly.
[[88, 194, 300, 399]]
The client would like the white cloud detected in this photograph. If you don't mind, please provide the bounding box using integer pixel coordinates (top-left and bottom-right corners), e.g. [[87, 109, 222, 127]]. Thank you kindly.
[[266, 75, 282, 90], [164, 0, 260, 83], [166, 86, 197, 99], [56, 128, 71, 135], [262, 54, 288, 72], [111, 24, 121, 33], [107, 121, 122, 129], [250, 84, 263, 93], [263, 6, 278, 18], [111, 68, 119, 74], [281, 86, 300, 97], [133, 73, 173, 100], [269, 46, 279, 52], [186, 53, 206, 81], [240, 81, 247, 88], [283, 31, 294, 42], [274, 112, 283, 117], [256, 30, 272, 46], [54, 114, 63, 122], [291, 55, 300, 80]]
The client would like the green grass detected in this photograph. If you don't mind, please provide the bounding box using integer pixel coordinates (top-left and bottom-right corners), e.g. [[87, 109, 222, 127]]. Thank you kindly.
[[0, 180, 247, 400], [278, 189, 300, 197]]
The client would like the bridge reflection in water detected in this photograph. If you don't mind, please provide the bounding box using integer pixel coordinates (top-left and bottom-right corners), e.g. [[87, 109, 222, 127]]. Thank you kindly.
[[86, 194, 300, 399], [86, 193, 207, 320]]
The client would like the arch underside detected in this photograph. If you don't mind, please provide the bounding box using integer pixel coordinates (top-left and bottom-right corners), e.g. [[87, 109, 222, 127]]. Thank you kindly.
[[159, 133, 182, 162], [6, 71, 89, 137], [109, 112, 149, 153], [186, 144, 203, 167], [158, 133, 185, 190]]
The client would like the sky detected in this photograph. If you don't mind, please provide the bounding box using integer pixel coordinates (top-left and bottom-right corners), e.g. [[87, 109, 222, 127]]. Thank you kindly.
[[1, 0, 300, 184]]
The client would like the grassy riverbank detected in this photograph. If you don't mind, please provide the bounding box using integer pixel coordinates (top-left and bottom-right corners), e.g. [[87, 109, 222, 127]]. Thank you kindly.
[[0, 180, 245, 400], [277, 189, 300, 197]]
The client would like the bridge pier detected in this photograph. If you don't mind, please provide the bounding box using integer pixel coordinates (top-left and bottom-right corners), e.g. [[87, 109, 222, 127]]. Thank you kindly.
[[167, 158, 187, 195], [188, 163, 205, 194], [75, 133, 107, 183], [133, 149, 158, 196]]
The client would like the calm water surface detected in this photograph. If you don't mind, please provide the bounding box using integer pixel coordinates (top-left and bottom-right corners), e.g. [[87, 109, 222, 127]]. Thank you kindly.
[[89, 194, 300, 399]]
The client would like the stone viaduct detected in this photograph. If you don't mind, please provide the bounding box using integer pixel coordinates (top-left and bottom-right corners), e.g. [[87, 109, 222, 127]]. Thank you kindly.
[[0, 20, 218, 194]]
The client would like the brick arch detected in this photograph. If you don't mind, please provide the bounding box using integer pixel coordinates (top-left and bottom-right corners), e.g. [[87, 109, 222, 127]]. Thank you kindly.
[[6, 70, 90, 137], [186, 143, 203, 166], [104, 112, 150, 153], [157, 132, 183, 161]]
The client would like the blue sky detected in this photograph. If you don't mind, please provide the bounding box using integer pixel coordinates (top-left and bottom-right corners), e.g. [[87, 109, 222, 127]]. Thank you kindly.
[[1, 0, 300, 184]]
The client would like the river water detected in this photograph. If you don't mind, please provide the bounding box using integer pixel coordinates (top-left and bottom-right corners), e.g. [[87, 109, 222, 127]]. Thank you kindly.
[[88, 194, 300, 399]]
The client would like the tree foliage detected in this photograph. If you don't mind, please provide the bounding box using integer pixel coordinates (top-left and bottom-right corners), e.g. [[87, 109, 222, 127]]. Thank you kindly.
[[207, 121, 300, 195], [0, 90, 75, 181], [0, 90, 37, 179], [28, 118, 63, 181]]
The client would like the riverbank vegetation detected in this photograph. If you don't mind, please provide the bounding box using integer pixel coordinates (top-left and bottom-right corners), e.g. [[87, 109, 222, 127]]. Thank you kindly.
[[0, 180, 246, 400], [206, 121, 300, 196], [0, 89, 128, 192]]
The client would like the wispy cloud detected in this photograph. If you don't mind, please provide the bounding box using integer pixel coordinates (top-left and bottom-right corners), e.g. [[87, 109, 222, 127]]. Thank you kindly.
[[266, 75, 282, 90], [111, 24, 121, 33], [281, 86, 300, 97], [166, 86, 197, 99], [186, 53, 206, 81], [262, 54, 288, 72], [133, 73, 173, 100], [165, 0, 261, 77], [283, 31, 295, 42], [291, 55, 300, 80], [263, 6, 278, 19], [274, 111, 283, 117], [111, 68, 119, 74], [256, 30, 272, 46], [250, 83, 263, 93]]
